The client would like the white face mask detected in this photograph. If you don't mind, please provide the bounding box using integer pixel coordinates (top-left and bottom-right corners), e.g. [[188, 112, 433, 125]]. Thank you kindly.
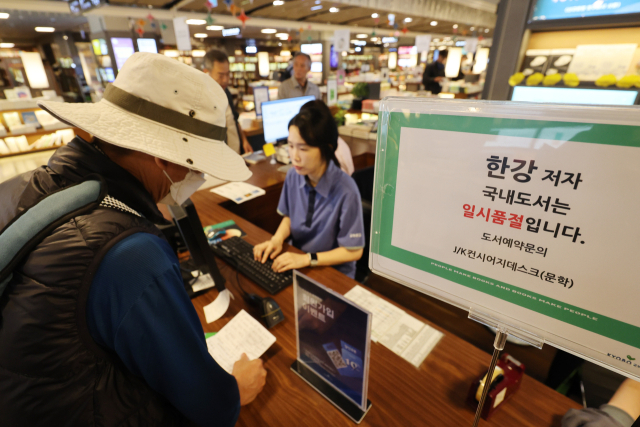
[[160, 169, 206, 206]]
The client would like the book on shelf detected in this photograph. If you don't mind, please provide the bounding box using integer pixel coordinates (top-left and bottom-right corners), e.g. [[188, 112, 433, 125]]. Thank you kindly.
[[0, 139, 10, 155], [21, 111, 42, 129]]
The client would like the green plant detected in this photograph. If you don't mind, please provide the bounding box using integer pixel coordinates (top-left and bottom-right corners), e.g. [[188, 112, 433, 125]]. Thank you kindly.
[[334, 109, 347, 126], [351, 82, 369, 99]]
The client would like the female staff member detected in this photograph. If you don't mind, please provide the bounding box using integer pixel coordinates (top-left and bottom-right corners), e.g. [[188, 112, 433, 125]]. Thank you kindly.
[[253, 100, 364, 279]]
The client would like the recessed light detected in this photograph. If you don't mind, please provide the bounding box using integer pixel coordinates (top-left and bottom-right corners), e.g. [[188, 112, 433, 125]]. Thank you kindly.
[[186, 19, 206, 25], [453, 24, 458, 29], [0, 13, 9, 19], [207, 25, 224, 30], [194, 33, 208, 38], [35, 27, 55, 32], [470, 26, 475, 31], [261, 29, 277, 34], [355, 47, 361, 52], [485, 28, 489, 33], [0, 43, 15, 48], [329, 7, 339, 12], [276, 33, 288, 38], [371, 13, 378, 18], [192, 50, 206, 57], [404, 17, 412, 23], [430, 21, 437, 26], [310, 5, 322, 10], [356, 34, 367, 38], [273, 0, 284, 4]]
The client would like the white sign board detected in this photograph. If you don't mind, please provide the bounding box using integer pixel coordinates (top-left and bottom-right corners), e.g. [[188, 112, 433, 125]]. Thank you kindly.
[[334, 29, 350, 53], [371, 98, 640, 381], [415, 35, 432, 53], [567, 43, 637, 81], [465, 37, 478, 54], [327, 79, 337, 107], [173, 17, 192, 52]]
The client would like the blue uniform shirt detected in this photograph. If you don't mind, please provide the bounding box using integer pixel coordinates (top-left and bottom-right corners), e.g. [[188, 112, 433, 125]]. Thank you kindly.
[[87, 232, 240, 427], [277, 160, 365, 278]]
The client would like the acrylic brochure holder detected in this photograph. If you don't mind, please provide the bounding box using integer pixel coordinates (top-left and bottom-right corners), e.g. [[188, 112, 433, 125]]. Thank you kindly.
[[290, 271, 373, 424], [369, 97, 640, 425]]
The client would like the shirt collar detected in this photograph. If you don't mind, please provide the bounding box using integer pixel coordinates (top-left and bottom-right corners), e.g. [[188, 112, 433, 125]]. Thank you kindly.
[[291, 75, 306, 90], [299, 160, 340, 198]]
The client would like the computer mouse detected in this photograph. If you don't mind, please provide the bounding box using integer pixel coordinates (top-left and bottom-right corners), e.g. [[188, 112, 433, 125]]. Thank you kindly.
[[260, 297, 284, 329]]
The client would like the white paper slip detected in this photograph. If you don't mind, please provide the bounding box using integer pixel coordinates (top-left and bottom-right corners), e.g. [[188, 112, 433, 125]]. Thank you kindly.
[[379, 312, 425, 355], [400, 326, 443, 368], [206, 309, 276, 374], [344, 285, 405, 342], [210, 182, 265, 204], [203, 288, 232, 324]]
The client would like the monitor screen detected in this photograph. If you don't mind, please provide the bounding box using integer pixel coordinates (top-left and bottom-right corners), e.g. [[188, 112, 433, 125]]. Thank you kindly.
[[111, 38, 135, 71], [137, 38, 158, 54], [310, 62, 322, 73], [511, 86, 639, 106], [531, 0, 640, 21], [261, 96, 315, 143], [301, 43, 323, 55]]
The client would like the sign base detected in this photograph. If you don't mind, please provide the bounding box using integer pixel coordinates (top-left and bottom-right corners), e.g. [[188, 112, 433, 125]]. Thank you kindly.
[[290, 360, 372, 424]]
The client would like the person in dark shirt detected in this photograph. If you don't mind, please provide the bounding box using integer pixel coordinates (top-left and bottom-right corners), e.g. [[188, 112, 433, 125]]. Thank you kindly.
[[422, 49, 463, 95], [203, 49, 253, 154]]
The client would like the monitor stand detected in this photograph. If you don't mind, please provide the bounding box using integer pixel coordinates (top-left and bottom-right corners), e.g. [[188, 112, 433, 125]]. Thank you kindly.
[[290, 360, 372, 424]]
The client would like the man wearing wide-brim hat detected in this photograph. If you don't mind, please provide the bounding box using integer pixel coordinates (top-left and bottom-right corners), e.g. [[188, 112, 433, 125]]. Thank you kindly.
[[0, 53, 266, 426]]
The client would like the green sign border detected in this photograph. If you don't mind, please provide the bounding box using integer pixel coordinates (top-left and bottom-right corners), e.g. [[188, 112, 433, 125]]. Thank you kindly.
[[372, 112, 640, 349]]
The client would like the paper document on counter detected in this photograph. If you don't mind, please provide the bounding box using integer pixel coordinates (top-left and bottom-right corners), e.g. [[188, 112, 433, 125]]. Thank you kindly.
[[344, 285, 405, 342], [206, 309, 276, 374], [344, 285, 443, 367], [210, 182, 265, 204]]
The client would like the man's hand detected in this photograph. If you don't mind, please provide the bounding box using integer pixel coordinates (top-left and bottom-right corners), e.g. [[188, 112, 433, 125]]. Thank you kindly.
[[434, 76, 444, 82], [271, 252, 310, 273], [232, 353, 267, 406], [253, 237, 283, 263], [242, 138, 253, 154]]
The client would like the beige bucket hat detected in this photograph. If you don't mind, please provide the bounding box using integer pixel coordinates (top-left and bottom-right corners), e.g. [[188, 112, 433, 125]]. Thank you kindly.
[[38, 52, 251, 181]]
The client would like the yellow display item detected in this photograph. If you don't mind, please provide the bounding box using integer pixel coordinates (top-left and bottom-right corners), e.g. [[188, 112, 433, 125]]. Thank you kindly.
[[508, 72, 525, 87], [615, 75, 640, 89], [543, 73, 563, 86], [595, 74, 617, 88], [526, 72, 544, 86], [563, 73, 580, 87]]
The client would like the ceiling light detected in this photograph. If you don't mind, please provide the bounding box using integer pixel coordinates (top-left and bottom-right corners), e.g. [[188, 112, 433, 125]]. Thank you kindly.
[[207, 25, 224, 30], [192, 50, 206, 57], [273, 0, 284, 4], [194, 33, 207, 38], [186, 19, 206, 25], [371, 13, 378, 18], [430, 21, 437, 26], [404, 17, 412, 23], [261, 28, 277, 34], [278, 42, 282, 46], [0, 43, 15, 48], [356, 34, 367, 38], [310, 5, 322, 10], [35, 27, 55, 32], [341, 51, 347, 57], [485, 28, 489, 33], [453, 24, 458, 29], [470, 26, 475, 31], [330, 7, 339, 12], [355, 47, 361, 52], [370, 37, 377, 41], [315, 0, 321, 3], [276, 33, 288, 38], [0, 13, 9, 19]]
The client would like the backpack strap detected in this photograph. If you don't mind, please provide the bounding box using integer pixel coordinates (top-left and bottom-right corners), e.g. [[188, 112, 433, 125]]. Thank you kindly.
[[0, 175, 107, 296]]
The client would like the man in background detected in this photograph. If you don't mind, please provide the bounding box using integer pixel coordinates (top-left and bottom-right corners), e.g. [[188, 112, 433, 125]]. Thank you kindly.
[[277, 52, 320, 100], [203, 49, 253, 154], [422, 49, 464, 95]]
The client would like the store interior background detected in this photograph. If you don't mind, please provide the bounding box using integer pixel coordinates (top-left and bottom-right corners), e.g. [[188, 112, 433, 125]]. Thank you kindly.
[[0, 0, 639, 408]]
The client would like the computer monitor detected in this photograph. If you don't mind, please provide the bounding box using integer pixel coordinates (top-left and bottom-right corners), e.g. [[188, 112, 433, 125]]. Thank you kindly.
[[168, 198, 226, 296], [511, 86, 639, 106], [261, 96, 315, 143]]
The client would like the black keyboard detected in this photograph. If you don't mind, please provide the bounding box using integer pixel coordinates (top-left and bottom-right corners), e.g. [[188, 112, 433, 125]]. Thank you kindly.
[[211, 236, 293, 294]]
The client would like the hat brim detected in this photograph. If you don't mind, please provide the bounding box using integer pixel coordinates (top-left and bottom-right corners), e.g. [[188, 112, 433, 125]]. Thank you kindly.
[[37, 99, 252, 182]]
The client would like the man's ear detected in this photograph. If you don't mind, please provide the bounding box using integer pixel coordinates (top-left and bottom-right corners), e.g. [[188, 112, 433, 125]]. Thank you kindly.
[[154, 157, 169, 171]]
